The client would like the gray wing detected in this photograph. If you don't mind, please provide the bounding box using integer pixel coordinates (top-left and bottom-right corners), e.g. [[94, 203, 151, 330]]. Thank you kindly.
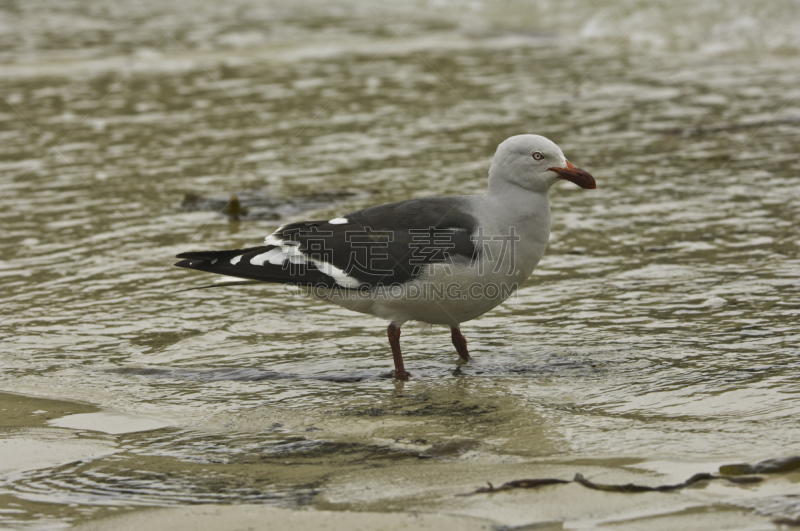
[[176, 196, 479, 288]]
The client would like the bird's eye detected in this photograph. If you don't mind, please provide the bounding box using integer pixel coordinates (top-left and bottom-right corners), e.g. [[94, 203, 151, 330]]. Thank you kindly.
[[532, 152, 544, 161]]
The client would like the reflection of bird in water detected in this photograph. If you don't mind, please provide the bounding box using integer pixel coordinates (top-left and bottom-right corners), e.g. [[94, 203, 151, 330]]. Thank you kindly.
[[176, 135, 595, 380]]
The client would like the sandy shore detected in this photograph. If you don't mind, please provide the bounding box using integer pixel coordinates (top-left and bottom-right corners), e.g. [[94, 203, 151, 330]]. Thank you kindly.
[[2, 391, 790, 530], [75, 506, 496, 531]]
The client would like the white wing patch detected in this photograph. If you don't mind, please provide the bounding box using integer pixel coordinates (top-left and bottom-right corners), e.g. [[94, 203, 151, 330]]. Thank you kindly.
[[256, 228, 364, 288], [214, 275, 251, 284], [264, 234, 284, 247], [310, 258, 363, 288], [329, 217, 349, 225], [250, 248, 284, 265], [230, 255, 243, 265]]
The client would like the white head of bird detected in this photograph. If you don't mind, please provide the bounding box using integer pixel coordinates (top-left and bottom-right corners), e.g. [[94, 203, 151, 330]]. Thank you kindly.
[[488, 134, 596, 194]]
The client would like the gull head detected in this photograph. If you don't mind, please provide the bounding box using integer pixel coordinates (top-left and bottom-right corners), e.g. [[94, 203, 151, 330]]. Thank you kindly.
[[488, 134, 596, 194]]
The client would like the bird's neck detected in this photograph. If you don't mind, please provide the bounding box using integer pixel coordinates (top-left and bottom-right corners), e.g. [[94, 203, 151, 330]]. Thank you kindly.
[[473, 187, 551, 283], [481, 185, 551, 244], [485, 180, 550, 216]]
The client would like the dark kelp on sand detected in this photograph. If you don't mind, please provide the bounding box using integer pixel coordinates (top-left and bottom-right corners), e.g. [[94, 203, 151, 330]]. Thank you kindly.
[[460, 455, 800, 496], [459, 472, 762, 496]]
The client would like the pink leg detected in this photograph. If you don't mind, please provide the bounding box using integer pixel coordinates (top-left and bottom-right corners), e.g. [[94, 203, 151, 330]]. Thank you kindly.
[[387, 323, 409, 380], [451, 326, 473, 362]]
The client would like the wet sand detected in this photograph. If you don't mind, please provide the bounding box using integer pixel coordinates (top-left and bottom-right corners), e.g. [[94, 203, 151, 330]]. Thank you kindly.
[[72, 503, 769, 531], [4, 391, 799, 530], [75, 506, 495, 531]]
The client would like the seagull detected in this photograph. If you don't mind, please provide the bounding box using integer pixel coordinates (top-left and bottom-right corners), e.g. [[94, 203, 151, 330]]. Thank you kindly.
[[175, 135, 595, 380]]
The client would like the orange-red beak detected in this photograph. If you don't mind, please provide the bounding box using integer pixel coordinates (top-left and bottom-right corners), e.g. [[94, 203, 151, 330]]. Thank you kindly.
[[549, 160, 596, 189]]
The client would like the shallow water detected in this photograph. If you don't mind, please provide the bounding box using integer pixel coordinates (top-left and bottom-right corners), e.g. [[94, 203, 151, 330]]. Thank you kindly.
[[1, 0, 800, 529]]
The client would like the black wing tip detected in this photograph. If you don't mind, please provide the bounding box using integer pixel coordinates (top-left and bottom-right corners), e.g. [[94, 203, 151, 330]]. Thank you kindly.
[[175, 246, 269, 261], [174, 257, 219, 271], [176, 251, 215, 260]]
